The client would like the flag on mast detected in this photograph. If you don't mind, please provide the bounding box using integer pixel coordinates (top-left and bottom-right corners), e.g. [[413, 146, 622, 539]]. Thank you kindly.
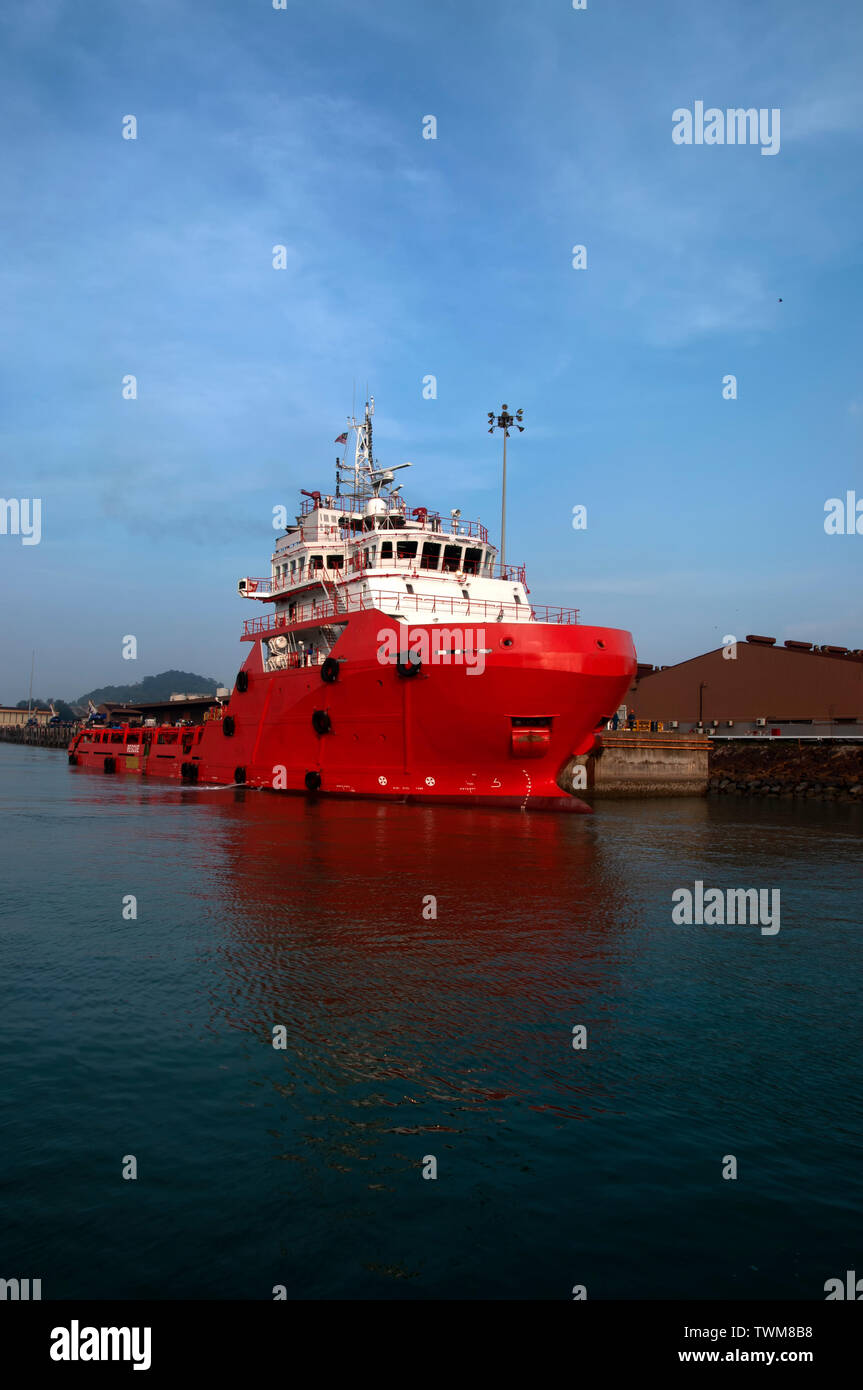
[[334, 432, 348, 445]]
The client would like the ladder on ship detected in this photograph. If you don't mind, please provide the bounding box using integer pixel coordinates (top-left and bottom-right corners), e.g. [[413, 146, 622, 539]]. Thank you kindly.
[[309, 574, 346, 659]]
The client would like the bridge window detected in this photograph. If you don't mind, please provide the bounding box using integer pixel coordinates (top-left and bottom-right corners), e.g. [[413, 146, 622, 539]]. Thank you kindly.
[[326, 554, 343, 570], [420, 541, 441, 570], [442, 544, 462, 572], [380, 540, 393, 559], [463, 547, 482, 575], [309, 555, 323, 572], [396, 539, 418, 561]]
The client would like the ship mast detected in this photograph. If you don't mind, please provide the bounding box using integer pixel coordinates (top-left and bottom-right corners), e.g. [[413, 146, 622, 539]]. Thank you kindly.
[[334, 398, 411, 515], [337, 398, 375, 502]]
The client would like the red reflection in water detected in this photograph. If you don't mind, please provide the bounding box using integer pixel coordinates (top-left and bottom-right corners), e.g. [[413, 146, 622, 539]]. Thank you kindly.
[[189, 790, 636, 1120]]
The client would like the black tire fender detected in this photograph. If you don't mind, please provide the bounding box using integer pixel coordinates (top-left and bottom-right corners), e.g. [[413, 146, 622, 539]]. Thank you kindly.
[[396, 651, 422, 678], [312, 709, 332, 736]]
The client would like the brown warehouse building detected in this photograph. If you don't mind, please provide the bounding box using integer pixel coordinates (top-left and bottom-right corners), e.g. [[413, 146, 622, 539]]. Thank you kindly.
[[630, 636, 863, 736]]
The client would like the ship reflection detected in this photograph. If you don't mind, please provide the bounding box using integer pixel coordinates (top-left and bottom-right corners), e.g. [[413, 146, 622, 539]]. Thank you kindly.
[[197, 791, 640, 1133]]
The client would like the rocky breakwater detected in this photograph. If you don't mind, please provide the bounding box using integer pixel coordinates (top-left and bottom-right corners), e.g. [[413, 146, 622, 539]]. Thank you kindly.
[[708, 740, 863, 803]]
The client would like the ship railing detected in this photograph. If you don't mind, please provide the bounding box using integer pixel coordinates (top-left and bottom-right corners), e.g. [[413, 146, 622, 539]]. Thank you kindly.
[[423, 515, 489, 541], [300, 493, 415, 520], [298, 495, 489, 541], [247, 557, 525, 595], [492, 563, 526, 582], [242, 590, 578, 637], [300, 493, 369, 517]]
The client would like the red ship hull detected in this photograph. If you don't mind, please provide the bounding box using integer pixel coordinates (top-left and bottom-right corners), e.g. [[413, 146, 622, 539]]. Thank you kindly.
[[68, 610, 636, 811]]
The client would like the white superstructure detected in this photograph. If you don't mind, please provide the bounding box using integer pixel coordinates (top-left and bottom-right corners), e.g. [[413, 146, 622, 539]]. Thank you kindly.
[[238, 401, 534, 663]]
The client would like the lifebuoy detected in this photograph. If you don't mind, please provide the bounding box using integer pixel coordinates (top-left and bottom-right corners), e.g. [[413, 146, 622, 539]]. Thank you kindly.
[[223, 715, 235, 737], [321, 657, 339, 684], [312, 709, 332, 736], [304, 770, 322, 792], [396, 651, 422, 678], [236, 669, 249, 693]]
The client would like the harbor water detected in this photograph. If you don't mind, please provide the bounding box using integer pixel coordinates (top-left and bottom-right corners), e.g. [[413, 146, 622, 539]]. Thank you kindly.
[[1, 742, 860, 1300]]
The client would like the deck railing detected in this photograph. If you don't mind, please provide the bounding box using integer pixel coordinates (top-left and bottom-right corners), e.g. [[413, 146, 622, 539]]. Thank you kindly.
[[299, 495, 489, 541], [242, 589, 578, 638], [242, 560, 527, 599]]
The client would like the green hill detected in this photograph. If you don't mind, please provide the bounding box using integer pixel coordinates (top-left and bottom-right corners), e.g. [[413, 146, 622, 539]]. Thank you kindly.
[[76, 670, 222, 707]]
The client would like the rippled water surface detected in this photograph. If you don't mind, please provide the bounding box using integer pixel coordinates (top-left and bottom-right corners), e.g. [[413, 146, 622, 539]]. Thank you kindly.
[[1, 743, 861, 1299]]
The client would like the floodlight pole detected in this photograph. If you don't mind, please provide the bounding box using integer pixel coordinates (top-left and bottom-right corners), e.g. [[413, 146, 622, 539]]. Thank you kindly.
[[487, 404, 524, 574]]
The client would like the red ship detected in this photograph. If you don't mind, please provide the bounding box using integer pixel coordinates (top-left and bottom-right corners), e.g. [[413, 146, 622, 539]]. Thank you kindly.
[[69, 401, 636, 809]]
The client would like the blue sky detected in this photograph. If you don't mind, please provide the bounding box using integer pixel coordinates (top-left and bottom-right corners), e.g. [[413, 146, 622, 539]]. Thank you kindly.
[[1, 0, 861, 700]]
